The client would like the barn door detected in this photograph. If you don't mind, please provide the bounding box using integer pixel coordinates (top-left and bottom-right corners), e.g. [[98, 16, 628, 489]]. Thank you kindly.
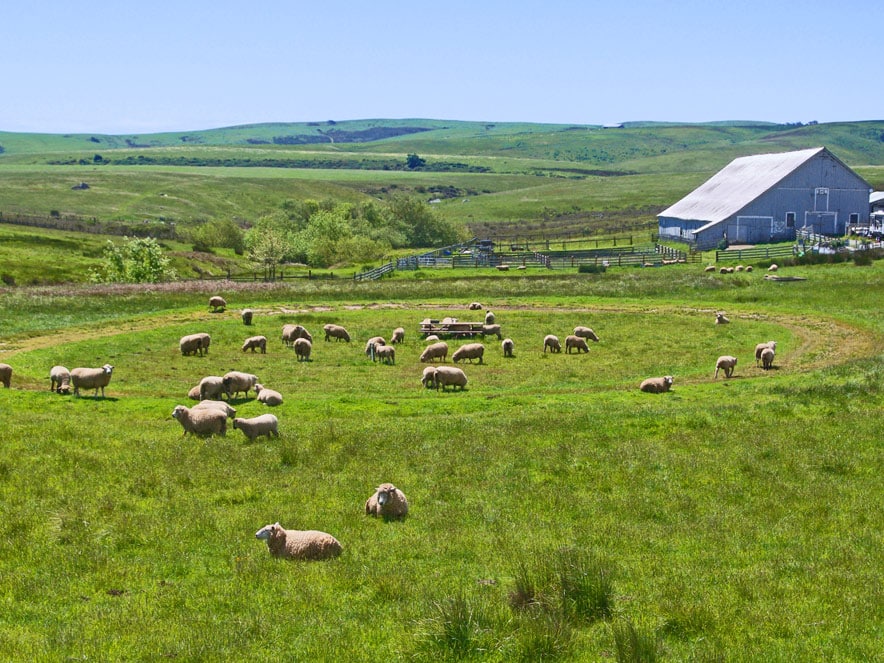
[[814, 187, 829, 212]]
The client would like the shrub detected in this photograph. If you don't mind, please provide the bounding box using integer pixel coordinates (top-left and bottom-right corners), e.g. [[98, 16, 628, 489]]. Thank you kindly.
[[578, 263, 607, 274], [0, 273, 14, 286]]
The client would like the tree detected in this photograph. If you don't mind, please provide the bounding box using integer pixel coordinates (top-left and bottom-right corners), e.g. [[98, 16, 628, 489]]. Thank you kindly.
[[245, 213, 297, 279], [406, 153, 426, 169], [387, 196, 463, 248], [90, 237, 176, 283]]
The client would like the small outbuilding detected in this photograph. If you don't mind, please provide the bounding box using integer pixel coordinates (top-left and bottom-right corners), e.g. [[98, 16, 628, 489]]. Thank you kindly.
[[658, 147, 872, 250]]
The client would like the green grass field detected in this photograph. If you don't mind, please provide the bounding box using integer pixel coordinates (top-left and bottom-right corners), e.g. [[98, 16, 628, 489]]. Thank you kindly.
[[1, 262, 881, 661]]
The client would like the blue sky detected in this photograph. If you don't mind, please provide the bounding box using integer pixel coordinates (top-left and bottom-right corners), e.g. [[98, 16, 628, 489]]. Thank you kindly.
[[1, 0, 880, 134]]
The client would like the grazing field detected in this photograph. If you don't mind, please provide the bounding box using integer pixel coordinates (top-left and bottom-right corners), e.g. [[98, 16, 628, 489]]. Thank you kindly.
[[0, 263, 881, 661]]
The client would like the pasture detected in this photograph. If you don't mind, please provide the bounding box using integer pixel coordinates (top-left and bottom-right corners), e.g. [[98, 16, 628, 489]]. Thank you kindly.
[[0, 263, 881, 661]]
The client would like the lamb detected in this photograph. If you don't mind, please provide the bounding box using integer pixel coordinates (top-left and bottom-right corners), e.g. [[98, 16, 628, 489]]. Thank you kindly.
[[714, 356, 738, 379], [233, 414, 279, 441], [484, 310, 495, 325], [745, 265, 754, 272], [0, 363, 11, 388], [639, 376, 674, 393], [761, 347, 776, 370], [323, 324, 351, 342], [481, 324, 502, 340], [374, 345, 396, 365], [433, 366, 468, 391], [293, 337, 312, 361], [222, 371, 259, 399], [198, 375, 225, 401], [768, 264, 779, 272], [255, 522, 341, 561], [468, 302, 483, 310], [180, 333, 211, 357], [241, 308, 254, 326], [421, 366, 438, 388], [255, 383, 283, 406], [715, 312, 731, 325], [573, 326, 600, 342], [171, 404, 227, 436], [241, 335, 267, 354], [49, 365, 71, 394], [390, 327, 405, 344], [365, 483, 409, 520], [420, 341, 449, 363], [565, 335, 589, 354], [187, 385, 201, 400], [452, 343, 485, 364], [704, 265, 716, 272], [424, 335, 440, 342], [502, 338, 515, 358], [755, 341, 777, 366], [543, 335, 562, 353], [192, 399, 237, 418], [365, 336, 386, 358], [71, 364, 114, 398], [209, 295, 227, 312]]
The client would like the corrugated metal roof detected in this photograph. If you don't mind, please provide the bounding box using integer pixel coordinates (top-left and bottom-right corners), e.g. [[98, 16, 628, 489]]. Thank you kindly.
[[659, 147, 826, 225], [871, 191, 884, 205]]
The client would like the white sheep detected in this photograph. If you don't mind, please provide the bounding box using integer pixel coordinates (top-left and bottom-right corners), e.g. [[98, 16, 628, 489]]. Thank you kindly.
[[233, 414, 279, 441], [255, 522, 342, 561], [704, 265, 716, 272], [640, 376, 674, 393], [255, 383, 283, 406], [209, 295, 227, 312], [323, 324, 351, 342], [374, 345, 396, 365], [171, 404, 227, 436], [484, 310, 495, 325], [433, 366, 468, 391], [241, 309, 254, 325], [755, 341, 777, 366], [281, 324, 297, 347], [420, 341, 449, 363], [222, 371, 259, 399], [481, 324, 502, 340], [294, 337, 312, 361], [192, 399, 237, 418], [452, 343, 485, 364], [365, 483, 409, 520], [71, 364, 114, 398], [0, 363, 11, 388], [390, 327, 405, 344], [573, 326, 600, 342], [365, 336, 386, 358], [502, 338, 515, 358], [565, 335, 589, 354], [180, 333, 210, 357], [198, 375, 225, 401], [187, 385, 202, 400], [714, 355, 738, 379], [761, 347, 776, 370], [424, 335, 440, 342], [715, 312, 731, 325], [49, 365, 71, 394], [241, 335, 267, 354], [768, 264, 779, 272], [421, 366, 438, 389], [543, 335, 561, 353], [746, 266, 754, 272]]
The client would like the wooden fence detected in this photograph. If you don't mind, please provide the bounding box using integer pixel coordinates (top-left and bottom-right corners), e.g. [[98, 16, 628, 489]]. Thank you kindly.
[[715, 245, 795, 262]]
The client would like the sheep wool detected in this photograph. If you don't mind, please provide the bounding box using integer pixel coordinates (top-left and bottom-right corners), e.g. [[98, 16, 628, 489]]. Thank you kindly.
[[390, 327, 405, 344], [365, 336, 386, 358], [715, 312, 731, 325], [761, 347, 776, 370], [573, 326, 600, 342], [374, 345, 396, 365], [543, 335, 561, 353], [255, 522, 342, 561], [481, 324, 502, 340], [71, 364, 114, 398], [241, 335, 267, 354], [233, 414, 279, 441], [0, 363, 12, 388], [365, 483, 409, 520], [171, 404, 227, 437], [565, 335, 589, 354], [192, 399, 237, 418], [420, 342, 449, 363], [255, 384, 283, 406], [714, 356, 738, 379], [222, 371, 259, 399], [433, 366, 468, 391], [241, 309, 254, 326], [49, 365, 71, 394], [323, 324, 351, 342], [179, 333, 210, 357], [640, 376, 674, 393], [209, 296, 227, 312], [198, 376, 225, 401], [502, 338, 515, 358], [755, 341, 777, 366], [294, 337, 312, 361], [421, 366, 438, 389], [452, 343, 485, 364]]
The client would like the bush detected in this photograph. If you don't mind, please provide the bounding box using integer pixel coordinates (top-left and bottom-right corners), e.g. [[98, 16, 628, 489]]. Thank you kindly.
[[578, 263, 607, 274]]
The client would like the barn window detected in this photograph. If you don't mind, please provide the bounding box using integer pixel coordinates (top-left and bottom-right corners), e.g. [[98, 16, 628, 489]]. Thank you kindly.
[[849, 213, 859, 225], [786, 212, 796, 228]]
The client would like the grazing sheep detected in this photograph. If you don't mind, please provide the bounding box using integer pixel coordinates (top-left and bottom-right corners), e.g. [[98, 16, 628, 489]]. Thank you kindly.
[[433, 366, 468, 391], [704, 265, 716, 272], [452, 343, 485, 364], [209, 296, 227, 312], [424, 335, 440, 342], [222, 371, 259, 399], [481, 324, 502, 340], [282, 324, 312, 347], [573, 326, 600, 342], [715, 312, 731, 325], [714, 355, 738, 379], [735, 265, 745, 272], [241, 335, 267, 354], [255, 522, 341, 561], [761, 347, 776, 370], [543, 335, 561, 353], [391, 327, 405, 344], [365, 483, 409, 520], [71, 364, 114, 398], [198, 375, 225, 401], [768, 264, 779, 272], [497, 264, 510, 271], [746, 265, 754, 272], [375, 345, 396, 365], [192, 399, 237, 418], [565, 335, 590, 354], [323, 324, 351, 342], [180, 333, 211, 357], [241, 309, 254, 326], [233, 414, 279, 441], [294, 337, 312, 361], [364, 336, 386, 358], [187, 385, 202, 400], [171, 404, 227, 437], [421, 366, 438, 389], [468, 302, 483, 310], [49, 365, 71, 394], [0, 363, 11, 388], [255, 383, 283, 406], [640, 376, 674, 393], [502, 338, 515, 358], [420, 341, 449, 363], [755, 341, 777, 366], [719, 267, 729, 274], [484, 310, 495, 325]]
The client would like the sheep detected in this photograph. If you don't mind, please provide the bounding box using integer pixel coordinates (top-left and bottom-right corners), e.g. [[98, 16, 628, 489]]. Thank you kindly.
[[704, 265, 716, 272], [746, 265, 754, 272], [543, 335, 561, 353], [209, 295, 226, 312], [452, 343, 485, 364], [0, 363, 11, 388], [484, 310, 495, 325], [294, 337, 312, 361], [222, 371, 258, 399], [255, 522, 341, 561], [365, 483, 409, 520], [233, 414, 279, 441], [192, 399, 237, 418], [714, 355, 738, 379], [640, 376, 674, 393], [421, 366, 438, 389], [715, 312, 731, 325], [187, 385, 202, 400], [180, 333, 210, 357], [735, 265, 745, 272], [323, 324, 351, 342], [49, 365, 71, 394], [719, 267, 729, 274], [171, 404, 227, 437], [71, 364, 113, 398], [573, 326, 600, 342], [565, 335, 590, 354], [768, 264, 779, 272], [241, 308, 254, 326], [365, 336, 386, 358], [374, 345, 396, 365], [390, 327, 405, 344], [761, 347, 776, 370], [433, 366, 468, 391], [195, 332, 211, 355], [481, 324, 502, 340], [502, 338, 515, 358], [424, 335, 440, 342], [198, 375, 225, 401], [282, 324, 312, 347], [420, 341, 449, 363], [755, 341, 777, 366], [255, 383, 283, 406], [468, 302, 483, 310], [241, 335, 267, 354]]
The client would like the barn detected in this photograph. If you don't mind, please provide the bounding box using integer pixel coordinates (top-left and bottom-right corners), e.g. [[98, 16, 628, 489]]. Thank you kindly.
[[658, 147, 872, 250]]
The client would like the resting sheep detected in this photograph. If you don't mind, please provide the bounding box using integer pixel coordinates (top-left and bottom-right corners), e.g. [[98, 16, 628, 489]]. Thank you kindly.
[[420, 341, 449, 363], [365, 336, 386, 358], [715, 312, 730, 325], [421, 366, 438, 389], [374, 345, 396, 365], [180, 333, 211, 357], [187, 385, 202, 400], [209, 296, 227, 312], [755, 341, 777, 366], [481, 324, 502, 340], [71, 364, 114, 398], [241, 309, 254, 326], [433, 366, 468, 391], [222, 371, 259, 399], [424, 335, 440, 342], [198, 375, 225, 401], [468, 302, 483, 310], [452, 343, 485, 364], [255, 384, 283, 406], [502, 338, 515, 358], [294, 337, 312, 361], [714, 355, 738, 379], [255, 522, 341, 561], [768, 264, 779, 272], [0, 363, 11, 388], [640, 376, 674, 393], [192, 399, 237, 418], [49, 365, 71, 394], [233, 414, 279, 441], [484, 310, 495, 325], [390, 327, 405, 344], [171, 404, 227, 437], [323, 324, 351, 342], [241, 335, 267, 354], [761, 347, 776, 370], [573, 326, 600, 342], [565, 335, 589, 354], [704, 265, 716, 273], [543, 335, 561, 353], [365, 483, 409, 520]]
